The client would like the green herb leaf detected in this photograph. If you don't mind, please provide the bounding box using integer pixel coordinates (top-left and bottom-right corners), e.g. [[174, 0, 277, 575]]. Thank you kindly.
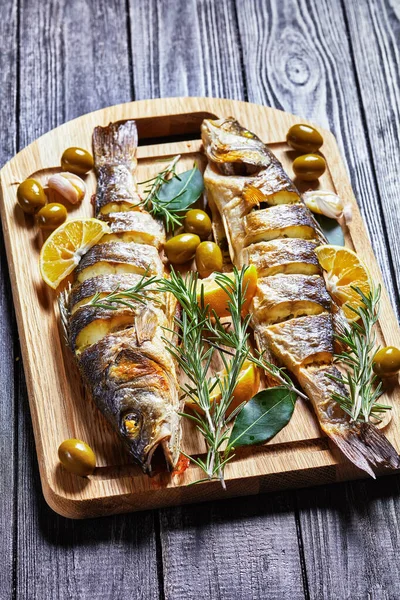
[[228, 387, 297, 448], [157, 166, 204, 211], [315, 214, 345, 246]]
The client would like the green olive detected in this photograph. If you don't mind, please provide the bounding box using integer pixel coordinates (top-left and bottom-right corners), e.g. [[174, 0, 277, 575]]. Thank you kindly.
[[195, 241, 223, 278], [61, 147, 94, 175], [184, 209, 212, 239], [293, 154, 326, 181], [58, 438, 96, 477], [373, 346, 400, 377], [36, 203, 68, 230], [286, 124, 323, 153], [17, 179, 47, 214], [165, 233, 200, 264]]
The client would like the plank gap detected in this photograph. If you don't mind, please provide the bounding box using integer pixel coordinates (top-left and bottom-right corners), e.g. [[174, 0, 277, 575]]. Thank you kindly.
[[125, 0, 135, 101], [294, 494, 311, 600], [154, 511, 166, 600], [232, 0, 249, 102]]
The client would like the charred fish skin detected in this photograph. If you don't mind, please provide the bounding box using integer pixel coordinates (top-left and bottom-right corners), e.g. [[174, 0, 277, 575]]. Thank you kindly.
[[202, 117, 400, 476], [65, 120, 181, 474]]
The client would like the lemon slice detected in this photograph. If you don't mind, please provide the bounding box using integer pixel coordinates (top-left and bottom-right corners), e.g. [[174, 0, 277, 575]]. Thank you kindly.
[[197, 264, 258, 318], [39, 218, 110, 289], [315, 245, 371, 321], [186, 360, 260, 415]]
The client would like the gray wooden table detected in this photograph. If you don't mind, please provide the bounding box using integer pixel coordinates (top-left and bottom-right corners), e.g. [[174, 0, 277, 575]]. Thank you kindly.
[[1, 0, 399, 598]]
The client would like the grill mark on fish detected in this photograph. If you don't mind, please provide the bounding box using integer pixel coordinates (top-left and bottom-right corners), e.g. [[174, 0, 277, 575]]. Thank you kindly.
[[202, 117, 400, 476], [64, 120, 181, 474]]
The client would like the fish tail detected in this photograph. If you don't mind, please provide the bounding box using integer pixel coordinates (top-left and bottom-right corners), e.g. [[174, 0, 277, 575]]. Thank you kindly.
[[299, 364, 400, 477], [92, 120, 138, 169], [324, 421, 400, 478]]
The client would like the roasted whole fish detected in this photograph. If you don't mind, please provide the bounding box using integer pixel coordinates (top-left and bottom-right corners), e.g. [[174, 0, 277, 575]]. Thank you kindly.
[[202, 117, 400, 477], [61, 121, 181, 474]]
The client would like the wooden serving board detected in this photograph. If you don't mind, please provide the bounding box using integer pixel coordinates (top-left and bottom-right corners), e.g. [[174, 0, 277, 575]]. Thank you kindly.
[[1, 97, 399, 519]]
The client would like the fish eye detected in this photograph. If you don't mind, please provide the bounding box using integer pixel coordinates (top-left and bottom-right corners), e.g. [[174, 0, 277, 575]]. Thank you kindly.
[[123, 412, 142, 436]]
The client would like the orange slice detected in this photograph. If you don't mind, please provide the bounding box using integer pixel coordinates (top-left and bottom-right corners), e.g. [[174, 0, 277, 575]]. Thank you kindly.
[[314, 245, 371, 321], [186, 360, 260, 416], [197, 264, 258, 317], [39, 218, 110, 289]]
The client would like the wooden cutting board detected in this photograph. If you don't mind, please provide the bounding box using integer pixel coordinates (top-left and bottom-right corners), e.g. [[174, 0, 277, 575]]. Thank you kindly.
[[1, 97, 399, 519]]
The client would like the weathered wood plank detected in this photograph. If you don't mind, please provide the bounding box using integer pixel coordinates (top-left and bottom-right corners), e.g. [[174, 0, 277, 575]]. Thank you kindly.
[[235, 0, 400, 597], [128, 0, 244, 99], [128, 1, 305, 598], [236, 0, 399, 316], [16, 1, 159, 598], [160, 495, 306, 600], [344, 0, 400, 303], [19, 0, 133, 148], [297, 476, 400, 599], [0, 0, 18, 598], [17, 385, 160, 600]]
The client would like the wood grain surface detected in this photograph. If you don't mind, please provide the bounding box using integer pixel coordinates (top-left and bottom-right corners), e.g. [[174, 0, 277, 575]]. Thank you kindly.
[[0, 0, 399, 599]]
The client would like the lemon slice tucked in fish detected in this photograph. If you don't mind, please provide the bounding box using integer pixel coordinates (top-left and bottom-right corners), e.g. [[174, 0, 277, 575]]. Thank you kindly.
[[39, 218, 110, 289], [315, 245, 371, 321]]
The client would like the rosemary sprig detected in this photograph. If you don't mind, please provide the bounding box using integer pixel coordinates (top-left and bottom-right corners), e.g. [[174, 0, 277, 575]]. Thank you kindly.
[[158, 268, 251, 488], [328, 284, 391, 422], [158, 266, 306, 488], [84, 272, 161, 311], [139, 155, 184, 232], [204, 270, 308, 401]]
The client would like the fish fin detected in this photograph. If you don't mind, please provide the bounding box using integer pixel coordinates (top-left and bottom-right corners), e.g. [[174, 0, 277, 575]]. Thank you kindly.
[[243, 185, 265, 208], [327, 422, 400, 478], [299, 364, 400, 477], [136, 307, 158, 345], [92, 120, 138, 169]]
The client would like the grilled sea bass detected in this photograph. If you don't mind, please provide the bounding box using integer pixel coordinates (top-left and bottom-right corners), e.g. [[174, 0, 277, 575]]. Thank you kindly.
[[62, 121, 181, 474], [202, 117, 400, 477]]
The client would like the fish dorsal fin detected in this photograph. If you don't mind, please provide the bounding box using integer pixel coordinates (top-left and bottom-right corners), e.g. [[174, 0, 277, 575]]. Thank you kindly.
[[135, 307, 158, 345]]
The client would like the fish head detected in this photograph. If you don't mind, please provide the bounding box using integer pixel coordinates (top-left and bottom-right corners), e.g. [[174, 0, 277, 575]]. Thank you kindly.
[[201, 118, 268, 175], [115, 387, 180, 474]]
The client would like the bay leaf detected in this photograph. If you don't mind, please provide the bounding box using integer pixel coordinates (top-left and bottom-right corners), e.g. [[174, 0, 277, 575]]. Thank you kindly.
[[228, 387, 297, 448], [158, 166, 204, 211], [315, 214, 345, 246]]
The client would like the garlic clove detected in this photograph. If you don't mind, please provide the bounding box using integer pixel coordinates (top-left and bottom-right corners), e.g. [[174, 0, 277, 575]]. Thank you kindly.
[[303, 190, 348, 220], [47, 172, 86, 204], [341, 203, 353, 224]]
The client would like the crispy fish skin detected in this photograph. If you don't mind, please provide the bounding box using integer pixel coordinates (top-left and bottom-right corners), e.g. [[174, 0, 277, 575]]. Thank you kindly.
[[256, 314, 334, 371], [69, 273, 165, 314], [252, 274, 331, 324], [79, 326, 180, 471], [201, 117, 400, 476], [65, 120, 181, 474], [240, 239, 320, 276], [75, 241, 164, 282], [244, 204, 318, 246], [100, 210, 166, 248]]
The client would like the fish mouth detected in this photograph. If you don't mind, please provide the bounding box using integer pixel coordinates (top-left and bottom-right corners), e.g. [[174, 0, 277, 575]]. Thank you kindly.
[[143, 431, 176, 475], [142, 409, 181, 475]]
